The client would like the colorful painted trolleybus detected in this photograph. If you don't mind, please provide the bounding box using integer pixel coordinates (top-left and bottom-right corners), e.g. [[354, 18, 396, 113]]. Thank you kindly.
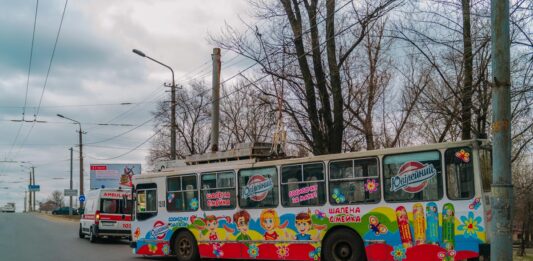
[[130, 139, 492, 261]]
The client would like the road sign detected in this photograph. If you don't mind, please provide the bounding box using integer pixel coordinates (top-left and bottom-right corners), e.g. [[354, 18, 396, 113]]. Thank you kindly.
[[79, 195, 85, 202], [64, 189, 78, 197], [28, 185, 40, 192]]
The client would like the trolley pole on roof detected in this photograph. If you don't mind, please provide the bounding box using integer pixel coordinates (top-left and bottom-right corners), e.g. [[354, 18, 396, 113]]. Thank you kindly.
[[490, 0, 513, 259], [211, 48, 221, 152]]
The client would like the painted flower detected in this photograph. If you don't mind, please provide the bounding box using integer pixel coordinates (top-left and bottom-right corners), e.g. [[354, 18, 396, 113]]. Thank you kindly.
[[148, 244, 158, 254], [213, 248, 224, 257], [455, 149, 470, 163], [134, 227, 141, 239], [167, 193, 174, 203], [309, 247, 321, 260], [276, 244, 290, 258], [364, 179, 379, 193], [458, 212, 484, 238], [390, 245, 406, 261], [162, 245, 170, 255], [331, 188, 346, 204], [247, 244, 259, 259], [212, 243, 224, 257], [438, 250, 456, 260], [189, 198, 199, 210]]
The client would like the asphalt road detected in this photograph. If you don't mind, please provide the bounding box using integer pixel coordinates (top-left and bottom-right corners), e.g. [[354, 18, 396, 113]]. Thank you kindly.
[[0, 213, 171, 261]]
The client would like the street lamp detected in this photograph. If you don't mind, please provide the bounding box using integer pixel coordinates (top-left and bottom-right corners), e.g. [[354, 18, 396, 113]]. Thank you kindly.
[[57, 113, 85, 209], [132, 48, 177, 160]]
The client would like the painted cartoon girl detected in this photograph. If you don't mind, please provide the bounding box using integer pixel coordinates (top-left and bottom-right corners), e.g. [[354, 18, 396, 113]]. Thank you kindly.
[[260, 209, 287, 240], [396, 208, 408, 223]]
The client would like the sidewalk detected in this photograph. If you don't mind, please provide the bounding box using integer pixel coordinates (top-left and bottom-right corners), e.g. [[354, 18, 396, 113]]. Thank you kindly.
[[32, 211, 81, 223], [514, 247, 533, 261]]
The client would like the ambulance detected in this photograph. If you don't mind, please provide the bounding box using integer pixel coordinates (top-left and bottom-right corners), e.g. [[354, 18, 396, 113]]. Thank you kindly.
[[79, 188, 133, 243]]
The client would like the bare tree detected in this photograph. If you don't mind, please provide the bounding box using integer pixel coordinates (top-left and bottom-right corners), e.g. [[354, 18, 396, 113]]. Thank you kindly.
[[394, 0, 533, 160], [343, 19, 395, 150], [219, 81, 277, 149], [513, 156, 533, 255], [48, 190, 64, 208], [148, 81, 212, 163], [213, 0, 401, 155], [149, 80, 279, 162]]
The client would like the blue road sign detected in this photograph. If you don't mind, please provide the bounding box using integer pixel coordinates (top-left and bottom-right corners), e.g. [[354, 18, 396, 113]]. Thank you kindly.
[[28, 184, 40, 192], [79, 195, 85, 202]]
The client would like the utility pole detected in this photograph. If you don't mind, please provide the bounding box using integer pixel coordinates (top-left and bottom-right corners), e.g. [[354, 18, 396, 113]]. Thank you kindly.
[[31, 166, 35, 212], [24, 190, 27, 213], [56, 114, 85, 209], [491, 0, 513, 259], [131, 49, 177, 159], [28, 170, 32, 212], [168, 72, 177, 160], [211, 48, 221, 152], [79, 128, 84, 209], [69, 147, 73, 216]]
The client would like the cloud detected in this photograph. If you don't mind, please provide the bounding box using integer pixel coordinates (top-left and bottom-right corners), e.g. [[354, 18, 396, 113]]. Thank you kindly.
[[0, 0, 253, 210]]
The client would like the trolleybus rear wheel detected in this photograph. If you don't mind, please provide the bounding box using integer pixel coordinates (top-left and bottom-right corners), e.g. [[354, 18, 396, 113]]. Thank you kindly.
[[173, 231, 199, 261], [322, 228, 366, 261]]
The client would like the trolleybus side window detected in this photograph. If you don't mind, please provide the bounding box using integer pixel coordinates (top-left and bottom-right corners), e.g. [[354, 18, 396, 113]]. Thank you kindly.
[[281, 162, 326, 207], [238, 166, 279, 208], [383, 151, 443, 202], [329, 158, 380, 204], [136, 183, 157, 221], [201, 171, 236, 210], [167, 174, 199, 212], [445, 147, 475, 200]]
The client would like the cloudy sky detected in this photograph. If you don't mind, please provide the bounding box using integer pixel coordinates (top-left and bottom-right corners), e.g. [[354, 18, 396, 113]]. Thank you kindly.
[[0, 0, 254, 210]]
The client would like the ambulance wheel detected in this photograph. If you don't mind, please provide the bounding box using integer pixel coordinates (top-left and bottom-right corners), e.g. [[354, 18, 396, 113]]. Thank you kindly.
[[78, 225, 84, 238], [173, 231, 199, 261], [322, 228, 366, 261], [89, 226, 98, 243]]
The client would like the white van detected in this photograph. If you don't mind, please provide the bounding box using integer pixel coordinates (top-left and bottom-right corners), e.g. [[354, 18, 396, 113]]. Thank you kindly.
[[79, 188, 132, 243]]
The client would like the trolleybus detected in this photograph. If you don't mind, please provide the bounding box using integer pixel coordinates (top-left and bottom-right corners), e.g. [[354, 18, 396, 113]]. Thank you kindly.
[[130, 139, 492, 261]]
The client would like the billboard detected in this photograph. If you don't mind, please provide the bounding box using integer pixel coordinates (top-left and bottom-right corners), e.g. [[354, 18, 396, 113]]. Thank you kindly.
[[90, 164, 141, 190]]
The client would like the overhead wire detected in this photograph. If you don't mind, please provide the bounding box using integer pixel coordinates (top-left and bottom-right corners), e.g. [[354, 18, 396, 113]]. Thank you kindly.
[[84, 57, 214, 132], [2, 0, 39, 173], [11, 1, 355, 163], [90, 0, 357, 160], [11, 0, 69, 161]]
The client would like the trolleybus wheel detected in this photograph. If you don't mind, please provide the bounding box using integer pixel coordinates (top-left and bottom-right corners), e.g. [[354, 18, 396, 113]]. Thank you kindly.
[[173, 231, 199, 261], [322, 228, 366, 261]]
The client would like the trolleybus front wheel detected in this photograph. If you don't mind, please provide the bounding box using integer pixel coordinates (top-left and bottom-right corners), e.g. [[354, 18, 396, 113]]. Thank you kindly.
[[322, 228, 366, 261], [173, 231, 199, 261]]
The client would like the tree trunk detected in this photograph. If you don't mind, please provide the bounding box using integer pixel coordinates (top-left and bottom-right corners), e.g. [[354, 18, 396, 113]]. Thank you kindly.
[[461, 0, 473, 140], [326, 0, 344, 154], [280, 0, 326, 154]]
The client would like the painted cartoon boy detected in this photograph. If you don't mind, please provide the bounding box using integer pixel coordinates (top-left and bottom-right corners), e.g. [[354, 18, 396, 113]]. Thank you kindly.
[[294, 211, 313, 240], [293, 210, 325, 241], [233, 210, 251, 241]]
